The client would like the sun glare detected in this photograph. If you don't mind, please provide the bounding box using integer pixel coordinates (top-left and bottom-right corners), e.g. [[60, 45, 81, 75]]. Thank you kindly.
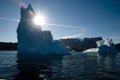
[[33, 14, 45, 25]]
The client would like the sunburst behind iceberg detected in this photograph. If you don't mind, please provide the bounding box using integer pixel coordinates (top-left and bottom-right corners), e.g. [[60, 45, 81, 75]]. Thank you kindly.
[[17, 4, 69, 54]]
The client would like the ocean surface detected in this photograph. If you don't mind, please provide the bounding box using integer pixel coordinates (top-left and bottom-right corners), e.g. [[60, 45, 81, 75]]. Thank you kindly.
[[0, 51, 120, 80]]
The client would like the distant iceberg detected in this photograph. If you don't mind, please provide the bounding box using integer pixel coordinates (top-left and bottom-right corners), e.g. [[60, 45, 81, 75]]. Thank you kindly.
[[83, 38, 119, 56], [17, 4, 69, 54], [96, 38, 118, 56]]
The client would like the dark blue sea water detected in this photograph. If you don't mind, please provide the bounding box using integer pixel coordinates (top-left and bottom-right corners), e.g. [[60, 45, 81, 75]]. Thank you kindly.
[[0, 51, 120, 80]]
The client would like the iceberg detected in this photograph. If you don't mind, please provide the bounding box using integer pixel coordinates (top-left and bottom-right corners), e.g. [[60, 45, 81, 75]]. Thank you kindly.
[[96, 38, 118, 56], [17, 4, 69, 54]]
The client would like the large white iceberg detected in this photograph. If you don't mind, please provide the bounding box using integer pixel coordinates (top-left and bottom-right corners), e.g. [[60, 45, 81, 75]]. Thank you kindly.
[[17, 4, 69, 54]]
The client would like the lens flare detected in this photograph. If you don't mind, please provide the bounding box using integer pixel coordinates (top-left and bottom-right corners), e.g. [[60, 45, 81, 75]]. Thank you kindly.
[[33, 14, 45, 25]]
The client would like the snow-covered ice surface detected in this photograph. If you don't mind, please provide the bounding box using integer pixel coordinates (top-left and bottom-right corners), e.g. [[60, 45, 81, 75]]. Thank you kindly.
[[84, 48, 98, 52]]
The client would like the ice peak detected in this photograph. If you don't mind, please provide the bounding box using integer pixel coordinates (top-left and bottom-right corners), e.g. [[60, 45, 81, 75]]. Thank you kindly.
[[20, 4, 35, 21], [27, 4, 35, 14]]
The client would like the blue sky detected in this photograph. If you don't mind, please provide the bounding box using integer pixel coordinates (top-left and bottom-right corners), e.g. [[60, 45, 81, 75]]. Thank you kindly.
[[0, 0, 120, 43]]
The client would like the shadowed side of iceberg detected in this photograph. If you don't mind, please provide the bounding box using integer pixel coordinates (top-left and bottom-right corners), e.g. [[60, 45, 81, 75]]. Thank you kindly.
[[98, 45, 118, 57], [47, 40, 69, 54]]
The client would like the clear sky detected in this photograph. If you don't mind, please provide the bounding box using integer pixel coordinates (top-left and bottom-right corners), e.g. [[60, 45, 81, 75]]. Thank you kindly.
[[0, 0, 120, 43]]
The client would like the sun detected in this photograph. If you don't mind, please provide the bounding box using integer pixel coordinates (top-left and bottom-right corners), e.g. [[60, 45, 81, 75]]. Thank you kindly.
[[33, 14, 45, 25]]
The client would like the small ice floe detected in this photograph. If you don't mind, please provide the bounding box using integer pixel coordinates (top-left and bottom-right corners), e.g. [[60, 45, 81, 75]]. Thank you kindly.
[[83, 48, 98, 57], [84, 48, 98, 52]]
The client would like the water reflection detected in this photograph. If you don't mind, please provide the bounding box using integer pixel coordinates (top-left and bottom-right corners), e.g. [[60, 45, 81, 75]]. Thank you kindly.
[[14, 53, 64, 80], [98, 55, 117, 72], [12, 52, 120, 80]]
